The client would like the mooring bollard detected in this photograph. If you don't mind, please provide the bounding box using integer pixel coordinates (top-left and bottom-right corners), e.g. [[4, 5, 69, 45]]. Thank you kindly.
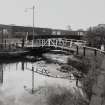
[[32, 66, 34, 94], [83, 47, 86, 56]]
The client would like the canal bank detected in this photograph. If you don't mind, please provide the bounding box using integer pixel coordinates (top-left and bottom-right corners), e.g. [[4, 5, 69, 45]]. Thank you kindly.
[[0, 47, 48, 59]]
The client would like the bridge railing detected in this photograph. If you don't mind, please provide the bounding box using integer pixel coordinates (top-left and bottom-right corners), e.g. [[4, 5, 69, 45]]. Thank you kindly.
[[33, 38, 105, 57], [34, 38, 86, 47], [34, 38, 73, 48]]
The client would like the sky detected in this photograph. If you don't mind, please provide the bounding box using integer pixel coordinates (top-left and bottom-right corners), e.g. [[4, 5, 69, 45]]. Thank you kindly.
[[0, 0, 105, 30]]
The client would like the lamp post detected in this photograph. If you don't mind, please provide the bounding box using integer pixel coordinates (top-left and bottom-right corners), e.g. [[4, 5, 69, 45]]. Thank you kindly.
[[25, 6, 35, 94], [25, 5, 35, 48], [32, 5, 35, 48]]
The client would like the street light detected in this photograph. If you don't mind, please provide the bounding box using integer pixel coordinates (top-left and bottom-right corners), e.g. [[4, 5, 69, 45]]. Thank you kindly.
[[25, 6, 35, 94], [25, 5, 35, 48]]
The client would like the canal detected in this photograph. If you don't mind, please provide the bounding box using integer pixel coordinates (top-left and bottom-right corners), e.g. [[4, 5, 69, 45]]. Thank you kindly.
[[0, 52, 83, 105]]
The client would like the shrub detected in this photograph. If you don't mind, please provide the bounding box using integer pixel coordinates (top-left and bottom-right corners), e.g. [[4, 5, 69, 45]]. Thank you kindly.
[[67, 56, 91, 74]]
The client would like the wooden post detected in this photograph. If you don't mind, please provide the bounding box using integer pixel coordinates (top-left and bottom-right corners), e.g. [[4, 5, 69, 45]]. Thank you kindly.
[[83, 47, 86, 56], [94, 49, 97, 56], [32, 66, 34, 94], [5, 40, 6, 48], [76, 46, 79, 55]]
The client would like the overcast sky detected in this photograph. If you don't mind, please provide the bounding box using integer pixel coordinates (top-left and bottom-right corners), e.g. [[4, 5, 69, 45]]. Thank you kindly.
[[0, 0, 105, 30]]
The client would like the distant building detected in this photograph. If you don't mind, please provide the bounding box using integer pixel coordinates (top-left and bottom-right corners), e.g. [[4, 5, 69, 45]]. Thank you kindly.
[[0, 24, 87, 44]]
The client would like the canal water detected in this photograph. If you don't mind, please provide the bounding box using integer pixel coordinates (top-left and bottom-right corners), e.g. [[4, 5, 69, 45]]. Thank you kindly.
[[0, 53, 82, 105]]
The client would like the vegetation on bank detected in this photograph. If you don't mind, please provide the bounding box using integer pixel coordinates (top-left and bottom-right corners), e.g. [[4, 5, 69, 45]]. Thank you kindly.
[[42, 50, 105, 104], [57, 53, 104, 103], [46, 86, 88, 105], [81, 57, 100, 100], [66, 54, 104, 102]]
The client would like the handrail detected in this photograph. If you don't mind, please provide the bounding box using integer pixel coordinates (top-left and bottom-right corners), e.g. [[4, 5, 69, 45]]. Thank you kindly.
[[33, 38, 105, 56], [80, 46, 105, 54]]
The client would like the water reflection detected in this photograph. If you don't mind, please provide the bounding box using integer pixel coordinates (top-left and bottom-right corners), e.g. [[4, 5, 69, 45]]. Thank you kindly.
[[0, 60, 51, 91], [0, 54, 77, 91], [0, 64, 3, 83], [1, 61, 34, 95], [21, 62, 24, 71], [0, 54, 84, 105]]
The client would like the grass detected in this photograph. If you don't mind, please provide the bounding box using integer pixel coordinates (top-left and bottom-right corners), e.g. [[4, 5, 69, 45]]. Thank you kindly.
[[46, 86, 88, 105], [82, 56, 103, 100]]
